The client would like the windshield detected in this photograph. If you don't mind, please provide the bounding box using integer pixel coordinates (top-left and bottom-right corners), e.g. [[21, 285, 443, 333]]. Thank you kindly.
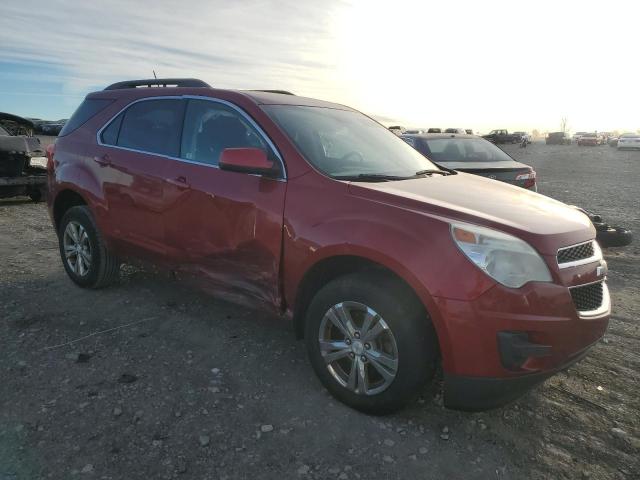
[[416, 137, 514, 163], [263, 105, 439, 178]]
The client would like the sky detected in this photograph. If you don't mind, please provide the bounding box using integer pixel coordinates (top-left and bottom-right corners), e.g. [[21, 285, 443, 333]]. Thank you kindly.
[[1, 0, 639, 133]]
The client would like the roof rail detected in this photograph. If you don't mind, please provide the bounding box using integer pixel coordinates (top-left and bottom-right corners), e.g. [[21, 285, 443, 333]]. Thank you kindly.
[[104, 78, 211, 90], [250, 89, 295, 95]]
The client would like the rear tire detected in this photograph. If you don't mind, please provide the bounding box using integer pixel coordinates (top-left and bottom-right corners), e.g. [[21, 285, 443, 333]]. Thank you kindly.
[[58, 206, 120, 288], [304, 272, 438, 414]]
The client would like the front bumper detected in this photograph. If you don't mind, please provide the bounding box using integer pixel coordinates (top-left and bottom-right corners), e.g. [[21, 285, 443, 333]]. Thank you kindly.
[[443, 340, 595, 410], [432, 276, 610, 410]]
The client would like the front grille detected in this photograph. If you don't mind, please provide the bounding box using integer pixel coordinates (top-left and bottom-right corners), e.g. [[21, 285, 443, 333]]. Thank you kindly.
[[570, 282, 604, 312], [557, 241, 594, 265]]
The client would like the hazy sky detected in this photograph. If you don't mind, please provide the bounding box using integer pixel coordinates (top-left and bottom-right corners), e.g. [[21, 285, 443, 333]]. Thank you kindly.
[[1, 0, 638, 132]]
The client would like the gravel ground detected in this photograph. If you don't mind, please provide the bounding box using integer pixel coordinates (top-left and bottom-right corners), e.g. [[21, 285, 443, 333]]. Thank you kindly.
[[0, 140, 638, 479]]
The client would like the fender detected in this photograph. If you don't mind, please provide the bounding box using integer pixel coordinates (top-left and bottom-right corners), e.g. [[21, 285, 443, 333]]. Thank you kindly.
[[50, 150, 111, 246]]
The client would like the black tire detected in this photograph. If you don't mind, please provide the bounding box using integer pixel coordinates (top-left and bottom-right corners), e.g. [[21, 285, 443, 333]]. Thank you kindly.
[[596, 227, 633, 248], [58, 205, 120, 288], [304, 272, 438, 414], [28, 189, 43, 203]]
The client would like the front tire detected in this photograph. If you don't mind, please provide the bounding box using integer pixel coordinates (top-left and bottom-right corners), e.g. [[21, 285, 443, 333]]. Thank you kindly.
[[304, 272, 438, 414], [58, 206, 120, 288]]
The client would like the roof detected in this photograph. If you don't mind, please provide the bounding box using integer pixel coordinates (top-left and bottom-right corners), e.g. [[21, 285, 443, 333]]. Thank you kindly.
[[89, 78, 350, 110]]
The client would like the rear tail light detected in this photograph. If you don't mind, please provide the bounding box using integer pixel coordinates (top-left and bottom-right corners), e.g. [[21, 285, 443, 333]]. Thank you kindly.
[[516, 170, 536, 189], [46, 144, 55, 172]]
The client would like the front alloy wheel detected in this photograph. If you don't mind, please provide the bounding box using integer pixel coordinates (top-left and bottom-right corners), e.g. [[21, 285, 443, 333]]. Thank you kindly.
[[305, 272, 438, 414], [319, 301, 398, 396]]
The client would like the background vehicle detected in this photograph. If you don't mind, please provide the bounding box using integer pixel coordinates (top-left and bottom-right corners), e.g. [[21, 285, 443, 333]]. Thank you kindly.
[[0, 112, 47, 201], [401, 133, 537, 190], [427, 127, 442, 133], [388, 125, 405, 136], [546, 132, 571, 145], [482, 129, 520, 144], [572, 132, 588, 143], [617, 132, 640, 150], [513, 131, 532, 144], [577, 133, 602, 146], [47, 78, 610, 414], [404, 128, 426, 134], [444, 127, 466, 134], [608, 136, 619, 147]]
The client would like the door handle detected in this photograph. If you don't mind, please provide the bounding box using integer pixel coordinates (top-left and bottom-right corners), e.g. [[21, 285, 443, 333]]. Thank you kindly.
[[167, 176, 190, 189], [94, 154, 111, 166]]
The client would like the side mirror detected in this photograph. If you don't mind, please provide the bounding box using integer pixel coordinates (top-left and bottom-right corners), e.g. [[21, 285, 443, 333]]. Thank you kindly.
[[219, 148, 275, 175]]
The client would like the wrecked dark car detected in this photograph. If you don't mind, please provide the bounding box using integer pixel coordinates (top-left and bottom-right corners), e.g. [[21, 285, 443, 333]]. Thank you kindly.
[[0, 112, 48, 202]]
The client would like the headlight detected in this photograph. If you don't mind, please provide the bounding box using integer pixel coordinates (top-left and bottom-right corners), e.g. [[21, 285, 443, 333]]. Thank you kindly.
[[451, 222, 552, 288], [29, 156, 48, 169]]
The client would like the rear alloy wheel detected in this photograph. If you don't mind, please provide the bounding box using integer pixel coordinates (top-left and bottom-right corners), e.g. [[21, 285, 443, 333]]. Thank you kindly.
[[58, 206, 120, 288], [63, 221, 93, 277], [305, 273, 437, 414]]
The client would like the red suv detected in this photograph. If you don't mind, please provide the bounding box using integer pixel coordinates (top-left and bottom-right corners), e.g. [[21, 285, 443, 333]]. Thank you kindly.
[[47, 79, 610, 413]]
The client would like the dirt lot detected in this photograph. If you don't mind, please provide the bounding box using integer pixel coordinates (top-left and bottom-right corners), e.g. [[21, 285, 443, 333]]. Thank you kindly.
[[1, 141, 638, 479]]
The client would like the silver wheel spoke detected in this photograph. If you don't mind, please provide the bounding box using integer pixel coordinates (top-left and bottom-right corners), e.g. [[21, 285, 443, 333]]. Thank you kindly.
[[363, 321, 387, 342], [366, 349, 398, 372], [368, 355, 396, 382], [323, 348, 351, 364], [346, 357, 358, 391], [328, 305, 356, 338], [360, 309, 378, 336], [357, 358, 368, 394], [69, 223, 80, 243]]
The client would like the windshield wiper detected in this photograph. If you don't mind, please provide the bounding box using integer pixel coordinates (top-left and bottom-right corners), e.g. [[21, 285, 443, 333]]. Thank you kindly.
[[414, 169, 451, 176], [334, 173, 412, 182]]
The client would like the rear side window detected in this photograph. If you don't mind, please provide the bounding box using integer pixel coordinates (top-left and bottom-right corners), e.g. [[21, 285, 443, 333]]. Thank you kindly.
[[116, 99, 185, 157], [59, 98, 114, 137]]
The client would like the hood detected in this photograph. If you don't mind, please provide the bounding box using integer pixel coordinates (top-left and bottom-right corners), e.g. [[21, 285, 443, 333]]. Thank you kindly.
[[348, 172, 593, 255]]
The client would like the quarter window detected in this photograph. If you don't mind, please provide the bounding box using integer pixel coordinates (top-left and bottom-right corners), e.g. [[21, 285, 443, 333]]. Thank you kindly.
[[180, 99, 270, 166], [100, 112, 123, 145], [116, 99, 184, 157]]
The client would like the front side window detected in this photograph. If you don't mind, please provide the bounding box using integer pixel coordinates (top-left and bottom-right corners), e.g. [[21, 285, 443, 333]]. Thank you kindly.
[[263, 105, 439, 178], [180, 99, 270, 166], [116, 99, 184, 157]]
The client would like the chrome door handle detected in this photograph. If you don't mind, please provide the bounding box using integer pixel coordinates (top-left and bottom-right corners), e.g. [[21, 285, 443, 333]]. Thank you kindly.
[[94, 154, 111, 166], [167, 176, 190, 189]]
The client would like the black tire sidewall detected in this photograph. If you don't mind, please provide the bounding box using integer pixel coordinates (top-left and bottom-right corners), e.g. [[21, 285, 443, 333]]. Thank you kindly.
[[597, 228, 633, 248], [58, 206, 104, 288], [304, 273, 437, 414]]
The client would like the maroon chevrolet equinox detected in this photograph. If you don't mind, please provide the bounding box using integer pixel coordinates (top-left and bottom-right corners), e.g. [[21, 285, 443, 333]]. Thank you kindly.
[[46, 79, 610, 413]]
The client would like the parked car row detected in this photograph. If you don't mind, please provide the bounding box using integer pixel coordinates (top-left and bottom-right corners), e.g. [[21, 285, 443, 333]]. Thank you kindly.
[[390, 126, 474, 136], [44, 78, 615, 414]]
